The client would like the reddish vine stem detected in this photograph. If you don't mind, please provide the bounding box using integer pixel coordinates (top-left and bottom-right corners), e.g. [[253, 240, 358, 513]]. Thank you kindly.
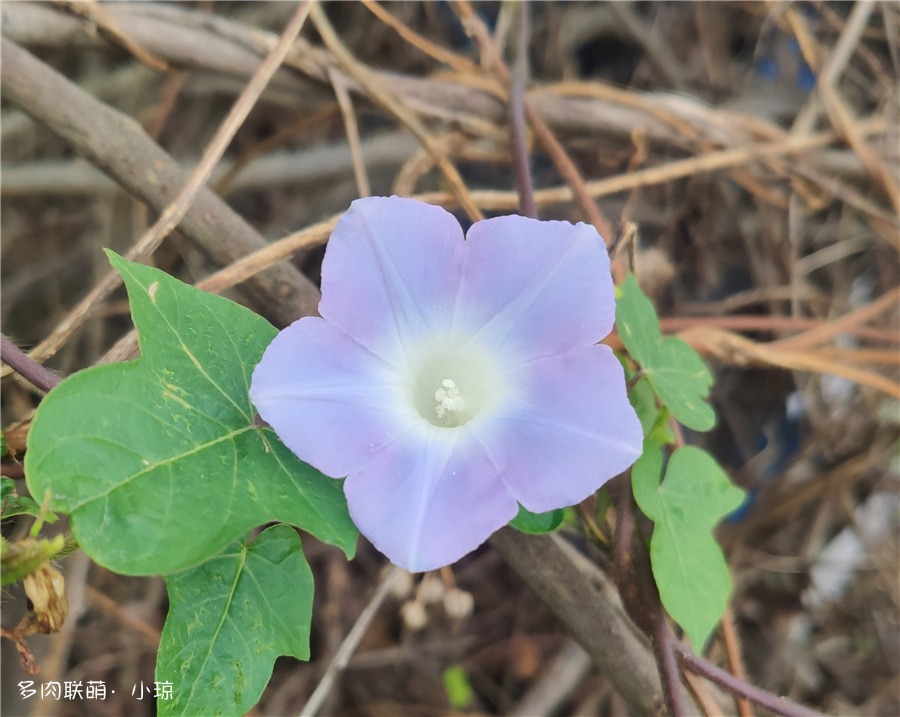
[[612, 476, 688, 717], [1, 334, 61, 393], [650, 610, 686, 717], [672, 642, 826, 717], [509, 2, 536, 218], [1, 463, 25, 479]]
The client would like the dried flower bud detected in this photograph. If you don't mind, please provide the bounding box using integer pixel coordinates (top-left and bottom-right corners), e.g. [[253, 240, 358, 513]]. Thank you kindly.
[[443, 588, 474, 621], [418, 574, 445, 604], [21, 564, 68, 634], [400, 600, 427, 631], [387, 568, 415, 600]]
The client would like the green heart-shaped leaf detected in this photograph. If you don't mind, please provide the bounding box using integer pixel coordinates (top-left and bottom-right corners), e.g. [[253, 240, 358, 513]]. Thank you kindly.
[[632, 442, 744, 650], [616, 274, 716, 431], [157, 525, 313, 716], [25, 252, 356, 575]]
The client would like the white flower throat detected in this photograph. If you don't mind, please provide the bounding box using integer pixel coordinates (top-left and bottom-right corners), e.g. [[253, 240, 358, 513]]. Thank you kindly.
[[434, 378, 466, 425], [409, 338, 505, 429]]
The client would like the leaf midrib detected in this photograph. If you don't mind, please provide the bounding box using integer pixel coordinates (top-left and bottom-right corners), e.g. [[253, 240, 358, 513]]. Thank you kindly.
[[80, 425, 255, 507]]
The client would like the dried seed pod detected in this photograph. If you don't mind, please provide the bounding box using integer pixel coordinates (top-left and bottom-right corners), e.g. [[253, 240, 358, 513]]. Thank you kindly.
[[21, 563, 68, 634]]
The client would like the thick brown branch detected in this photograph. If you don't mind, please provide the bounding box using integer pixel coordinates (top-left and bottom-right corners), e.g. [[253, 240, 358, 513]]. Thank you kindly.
[[490, 528, 696, 716], [0, 39, 320, 334]]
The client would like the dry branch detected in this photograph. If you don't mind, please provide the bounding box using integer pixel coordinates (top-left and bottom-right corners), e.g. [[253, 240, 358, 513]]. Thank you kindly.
[[490, 528, 691, 716], [0, 39, 321, 340], [1, 1, 880, 180]]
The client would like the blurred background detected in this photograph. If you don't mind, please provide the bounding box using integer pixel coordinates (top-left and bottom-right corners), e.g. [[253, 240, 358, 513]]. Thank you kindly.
[[2, 2, 898, 715]]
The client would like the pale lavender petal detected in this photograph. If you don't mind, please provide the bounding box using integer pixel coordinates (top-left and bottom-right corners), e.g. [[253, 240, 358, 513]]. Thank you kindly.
[[318, 196, 465, 358], [344, 431, 518, 572], [250, 318, 415, 478], [472, 344, 643, 511], [457, 216, 614, 359]]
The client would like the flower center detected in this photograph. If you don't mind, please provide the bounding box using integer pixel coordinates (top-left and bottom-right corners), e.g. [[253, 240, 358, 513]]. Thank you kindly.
[[434, 378, 467, 425], [409, 339, 504, 429]]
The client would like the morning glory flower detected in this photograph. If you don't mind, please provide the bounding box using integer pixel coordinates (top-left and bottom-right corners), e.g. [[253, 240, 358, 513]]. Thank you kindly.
[[250, 196, 643, 572]]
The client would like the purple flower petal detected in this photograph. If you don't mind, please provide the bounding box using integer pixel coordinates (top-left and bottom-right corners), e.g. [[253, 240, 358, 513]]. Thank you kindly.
[[457, 215, 614, 359], [250, 318, 413, 478], [318, 196, 465, 358], [473, 344, 643, 511], [251, 197, 644, 572], [344, 430, 518, 572]]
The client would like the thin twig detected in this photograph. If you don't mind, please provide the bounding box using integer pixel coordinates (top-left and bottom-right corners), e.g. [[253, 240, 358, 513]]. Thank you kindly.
[[328, 66, 370, 198], [212, 105, 340, 195], [453, 0, 614, 241], [1, 3, 318, 369], [360, 0, 482, 75], [84, 586, 161, 647], [791, 0, 878, 135], [508, 2, 535, 218], [721, 609, 754, 717], [60, 0, 170, 72], [99, 214, 341, 364], [131, 0, 314, 252], [299, 567, 402, 717], [781, 4, 899, 211], [769, 287, 900, 350], [411, 118, 888, 215], [309, 3, 484, 222], [1, 335, 61, 393]]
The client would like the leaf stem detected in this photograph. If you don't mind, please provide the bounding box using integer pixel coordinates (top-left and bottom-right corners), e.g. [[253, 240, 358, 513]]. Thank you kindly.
[[626, 368, 646, 392], [1, 334, 61, 393]]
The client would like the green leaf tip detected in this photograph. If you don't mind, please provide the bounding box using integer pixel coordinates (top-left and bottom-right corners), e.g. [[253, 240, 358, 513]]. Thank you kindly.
[[615, 274, 716, 432], [25, 253, 356, 575], [509, 504, 566, 534], [632, 442, 745, 650]]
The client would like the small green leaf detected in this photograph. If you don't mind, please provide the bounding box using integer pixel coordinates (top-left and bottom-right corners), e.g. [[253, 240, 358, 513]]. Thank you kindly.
[[510, 504, 566, 534], [1, 478, 48, 521], [616, 275, 715, 431], [2, 496, 47, 521], [26, 252, 356, 575], [632, 442, 744, 650], [156, 525, 312, 716], [442, 665, 474, 710]]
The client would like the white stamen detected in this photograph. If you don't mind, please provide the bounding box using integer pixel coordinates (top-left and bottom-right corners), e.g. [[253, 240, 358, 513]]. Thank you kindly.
[[434, 378, 466, 421]]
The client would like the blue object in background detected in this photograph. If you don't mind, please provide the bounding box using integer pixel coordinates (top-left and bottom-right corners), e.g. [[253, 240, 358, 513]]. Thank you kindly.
[[726, 390, 805, 523], [754, 15, 818, 92]]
